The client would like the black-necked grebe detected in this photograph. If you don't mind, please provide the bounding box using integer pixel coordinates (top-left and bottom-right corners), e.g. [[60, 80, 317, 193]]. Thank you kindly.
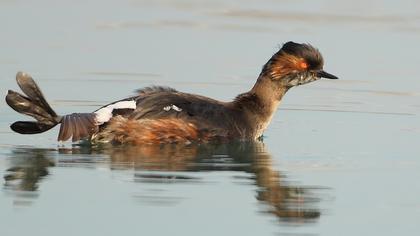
[[5, 41, 338, 144]]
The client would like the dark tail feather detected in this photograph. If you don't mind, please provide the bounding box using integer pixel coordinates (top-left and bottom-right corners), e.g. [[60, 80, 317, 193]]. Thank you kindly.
[[58, 115, 72, 141], [15, 72, 57, 118], [57, 113, 98, 142], [10, 121, 57, 134], [6, 90, 57, 124], [6, 72, 98, 142], [6, 72, 61, 134]]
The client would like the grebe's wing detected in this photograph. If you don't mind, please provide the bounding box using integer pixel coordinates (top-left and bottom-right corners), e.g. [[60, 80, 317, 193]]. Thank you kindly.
[[129, 91, 229, 122], [93, 86, 230, 126]]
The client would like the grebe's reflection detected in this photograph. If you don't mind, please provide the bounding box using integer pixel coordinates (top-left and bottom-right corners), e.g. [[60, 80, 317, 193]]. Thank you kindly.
[[4, 148, 55, 192], [4, 142, 323, 223]]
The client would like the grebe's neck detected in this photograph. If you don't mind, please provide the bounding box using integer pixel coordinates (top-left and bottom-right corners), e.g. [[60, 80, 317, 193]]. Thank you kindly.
[[232, 75, 289, 138]]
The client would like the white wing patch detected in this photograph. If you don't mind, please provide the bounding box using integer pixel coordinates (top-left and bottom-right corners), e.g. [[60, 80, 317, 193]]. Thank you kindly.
[[163, 104, 182, 112], [94, 100, 136, 124]]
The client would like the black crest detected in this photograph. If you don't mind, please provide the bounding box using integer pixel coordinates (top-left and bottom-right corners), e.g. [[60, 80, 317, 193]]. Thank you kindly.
[[281, 41, 324, 70]]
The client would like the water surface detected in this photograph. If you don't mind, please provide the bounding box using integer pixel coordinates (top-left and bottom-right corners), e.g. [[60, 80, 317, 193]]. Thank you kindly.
[[1, 0, 420, 235]]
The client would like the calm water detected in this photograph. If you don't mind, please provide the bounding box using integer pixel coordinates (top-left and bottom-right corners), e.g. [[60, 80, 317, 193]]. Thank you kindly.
[[1, 0, 420, 235]]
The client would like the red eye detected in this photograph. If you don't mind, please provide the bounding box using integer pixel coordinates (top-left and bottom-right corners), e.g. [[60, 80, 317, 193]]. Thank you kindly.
[[300, 62, 308, 69]]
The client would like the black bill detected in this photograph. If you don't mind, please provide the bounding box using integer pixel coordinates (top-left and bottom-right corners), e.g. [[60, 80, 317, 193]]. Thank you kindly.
[[317, 70, 338, 79]]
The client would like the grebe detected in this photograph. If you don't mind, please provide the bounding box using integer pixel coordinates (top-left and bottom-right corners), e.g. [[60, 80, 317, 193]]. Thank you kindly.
[[5, 41, 338, 144]]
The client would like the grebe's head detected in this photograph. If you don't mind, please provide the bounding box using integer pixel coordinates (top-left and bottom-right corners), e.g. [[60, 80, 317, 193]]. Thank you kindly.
[[261, 41, 338, 87]]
